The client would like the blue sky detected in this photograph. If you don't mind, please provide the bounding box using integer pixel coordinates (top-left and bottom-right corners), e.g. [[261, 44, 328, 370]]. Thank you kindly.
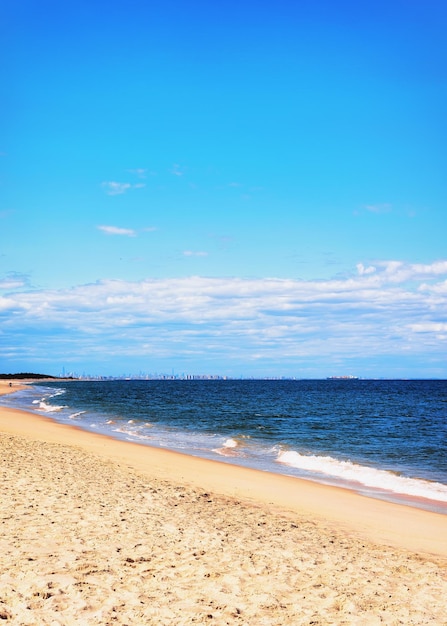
[[1, 0, 446, 378]]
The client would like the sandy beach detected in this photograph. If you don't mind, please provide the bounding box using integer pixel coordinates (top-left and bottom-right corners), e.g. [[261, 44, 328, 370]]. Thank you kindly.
[[1, 381, 447, 625]]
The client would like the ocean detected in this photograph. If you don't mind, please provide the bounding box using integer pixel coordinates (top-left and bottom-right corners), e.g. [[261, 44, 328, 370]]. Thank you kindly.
[[2, 379, 446, 514]]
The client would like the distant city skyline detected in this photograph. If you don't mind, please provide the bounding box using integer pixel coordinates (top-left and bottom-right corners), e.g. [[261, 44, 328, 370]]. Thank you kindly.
[[1, 0, 446, 378]]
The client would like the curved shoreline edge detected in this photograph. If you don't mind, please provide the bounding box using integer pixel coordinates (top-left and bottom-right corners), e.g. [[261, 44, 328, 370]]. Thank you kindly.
[[1, 381, 446, 559]]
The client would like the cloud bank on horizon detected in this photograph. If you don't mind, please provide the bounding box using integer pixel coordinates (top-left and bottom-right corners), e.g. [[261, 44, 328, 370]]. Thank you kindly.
[[1, 0, 446, 377], [1, 260, 446, 377]]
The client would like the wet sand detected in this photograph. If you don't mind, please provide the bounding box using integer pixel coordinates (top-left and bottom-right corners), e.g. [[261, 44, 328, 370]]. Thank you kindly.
[[1, 381, 446, 624]]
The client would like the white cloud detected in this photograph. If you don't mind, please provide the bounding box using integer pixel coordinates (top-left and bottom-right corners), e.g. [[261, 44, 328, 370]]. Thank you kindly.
[[101, 181, 131, 195], [98, 225, 136, 237], [0, 296, 20, 311], [0, 278, 26, 291], [170, 164, 185, 177], [183, 250, 208, 257], [97, 225, 157, 236], [356, 263, 376, 276], [408, 323, 447, 333], [0, 272, 31, 292], [127, 168, 147, 178], [1, 260, 446, 373], [371, 260, 447, 284], [101, 181, 146, 195], [419, 280, 447, 295], [412, 260, 447, 276]]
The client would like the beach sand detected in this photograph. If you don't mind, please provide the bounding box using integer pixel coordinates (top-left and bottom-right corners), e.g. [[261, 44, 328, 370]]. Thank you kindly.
[[1, 381, 446, 625]]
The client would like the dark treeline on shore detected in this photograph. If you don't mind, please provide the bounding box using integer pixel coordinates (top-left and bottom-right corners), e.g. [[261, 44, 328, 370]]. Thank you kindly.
[[0, 373, 61, 380]]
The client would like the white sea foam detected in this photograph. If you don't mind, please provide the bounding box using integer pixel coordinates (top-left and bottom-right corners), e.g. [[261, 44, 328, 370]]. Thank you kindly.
[[37, 401, 66, 413], [111, 426, 153, 442], [68, 411, 86, 419], [212, 437, 245, 458], [276, 450, 447, 503], [223, 438, 238, 448], [49, 389, 66, 398]]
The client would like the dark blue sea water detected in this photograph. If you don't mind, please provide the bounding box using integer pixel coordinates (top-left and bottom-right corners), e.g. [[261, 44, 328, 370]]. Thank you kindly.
[[2, 379, 447, 513]]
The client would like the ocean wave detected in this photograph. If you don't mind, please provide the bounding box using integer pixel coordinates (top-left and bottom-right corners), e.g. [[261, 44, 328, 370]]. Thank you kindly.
[[68, 411, 86, 419], [212, 437, 246, 458], [35, 400, 67, 413], [112, 426, 154, 442], [276, 450, 447, 503], [223, 438, 238, 449], [48, 389, 66, 398]]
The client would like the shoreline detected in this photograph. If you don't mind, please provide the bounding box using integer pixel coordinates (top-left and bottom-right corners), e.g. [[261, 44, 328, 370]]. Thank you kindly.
[[4, 379, 447, 514], [6, 378, 447, 515], [1, 381, 446, 559], [2, 381, 447, 624]]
